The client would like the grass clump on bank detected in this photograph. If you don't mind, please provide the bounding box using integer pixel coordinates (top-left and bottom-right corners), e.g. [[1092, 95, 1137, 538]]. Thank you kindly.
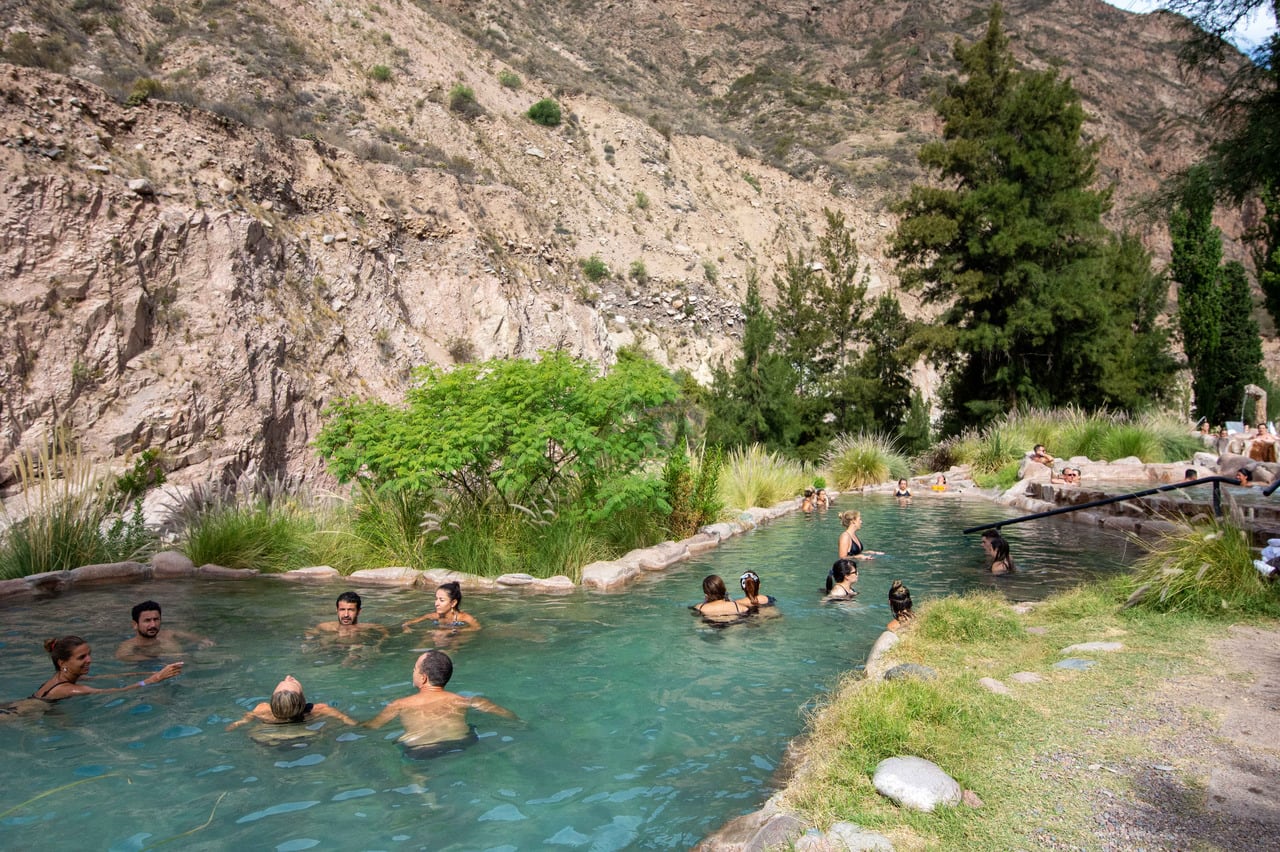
[[782, 580, 1237, 849], [718, 444, 812, 511], [825, 432, 909, 489], [1124, 516, 1280, 617], [0, 439, 154, 580]]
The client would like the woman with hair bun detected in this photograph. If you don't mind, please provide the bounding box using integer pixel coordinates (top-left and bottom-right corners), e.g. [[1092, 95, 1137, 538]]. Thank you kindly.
[[733, 571, 776, 612], [32, 636, 184, 701], [824, 559, 860, 601], [887, 580, 914, 631]]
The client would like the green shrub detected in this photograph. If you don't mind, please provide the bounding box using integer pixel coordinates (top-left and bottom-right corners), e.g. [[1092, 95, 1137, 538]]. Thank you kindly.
[[497, 69, 522, 89], [527, 97, 562, 127], [369, 64, 393, 83], [702, 259, 718, 285], [126, 77, 166, 107], [629, 259, 648, 284], [113, 448, 166, 503], [182, 502, 318, 573], [1096, 424, 1162, 462], [449, 84, 484, 119], [634, 190, 650, 210], [1125, 518, 1280, 616], [580, 254, 609, 282], [825, 432, 909, 489]]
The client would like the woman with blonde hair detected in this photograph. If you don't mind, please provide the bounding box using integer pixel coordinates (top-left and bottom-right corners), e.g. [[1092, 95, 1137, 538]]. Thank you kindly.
[[837, 510, 881, 560]]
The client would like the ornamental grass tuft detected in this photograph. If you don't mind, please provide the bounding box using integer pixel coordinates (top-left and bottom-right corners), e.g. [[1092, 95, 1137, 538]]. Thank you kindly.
[[825, 432, 909, 489], [718, 444, 812, 511]]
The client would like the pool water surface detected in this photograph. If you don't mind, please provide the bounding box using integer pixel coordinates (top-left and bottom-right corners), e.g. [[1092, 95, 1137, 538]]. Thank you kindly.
[[0, 497, 1139, 850]]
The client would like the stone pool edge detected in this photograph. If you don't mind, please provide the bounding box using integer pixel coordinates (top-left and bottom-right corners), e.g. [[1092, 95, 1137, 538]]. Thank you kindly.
[[0, 498, 808, 604]]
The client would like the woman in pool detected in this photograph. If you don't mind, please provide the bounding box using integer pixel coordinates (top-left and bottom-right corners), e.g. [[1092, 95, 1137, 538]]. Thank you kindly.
[[815, 488, 830, 509], [403, 582, 481, 632], [800, 487, 816, 512], [824, 559, 859, 600], [694, 574, 745, 618], [893, 478, 912, 499], [931, 474, 948, 492], [989, 535, 1016, 575], [887, 580, 914, 631], [837, 510, 881, 560], [32, 636, 184, 701], [226, 674, 357, 731], [734, 570, 776, 612]]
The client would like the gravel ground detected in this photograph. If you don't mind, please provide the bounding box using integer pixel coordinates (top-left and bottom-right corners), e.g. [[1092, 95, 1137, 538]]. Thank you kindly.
[[1044, 624, 1280, 851]]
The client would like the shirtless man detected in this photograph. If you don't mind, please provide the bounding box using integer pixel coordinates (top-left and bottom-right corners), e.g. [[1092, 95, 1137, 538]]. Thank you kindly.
[[115, 600, 214, 661], [309, 591, 389, 641], [366, 650, 516, 757]]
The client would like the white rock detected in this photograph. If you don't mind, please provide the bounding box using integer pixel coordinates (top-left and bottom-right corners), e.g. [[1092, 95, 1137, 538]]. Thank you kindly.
[[873, 756, 962, 812], [128, 178, 154, 195], [1060, 641, 1124, 654]]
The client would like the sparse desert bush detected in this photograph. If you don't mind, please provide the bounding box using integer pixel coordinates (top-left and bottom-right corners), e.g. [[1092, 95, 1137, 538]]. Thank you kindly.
[[369, 64, 393, 83], [497, 69, 521, 89], [449, 84, 484, 119], [629, 259, 648, 284], [580, 254, 609, 282], [126, 77, 166, 106]]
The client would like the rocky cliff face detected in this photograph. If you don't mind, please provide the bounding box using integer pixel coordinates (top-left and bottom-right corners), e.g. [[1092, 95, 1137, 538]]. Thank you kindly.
[[0, 0, 1248, 490]]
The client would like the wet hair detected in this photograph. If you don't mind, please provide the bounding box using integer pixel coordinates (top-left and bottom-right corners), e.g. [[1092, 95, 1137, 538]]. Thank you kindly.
[[702, 574, 728, 602], [739, 571, 760, 599], [981, 529, 1000, 542], [131, 600, 161, 622], [803, 487, 815, 497], [1185, 469, 1198, 480], [417, 650, 453, 687], [336, 591, 362, 609], [269, 688, 307, 722], [1238, 467, 1254, 482], [1034, 444, 1046, 453], [44, 636, 87, 669], [992, 536, 1015, 571], [889, 580, 913, 618], [437, 582, 462, 609], [826, 559, 858, 593], [838, 510, 860, 527]]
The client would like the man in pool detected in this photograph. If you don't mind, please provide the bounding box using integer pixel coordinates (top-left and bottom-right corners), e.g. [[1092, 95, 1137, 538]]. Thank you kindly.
[[366, 650, 516, 758], [307, 591, 389, 663], [116, 600, 215, 661]]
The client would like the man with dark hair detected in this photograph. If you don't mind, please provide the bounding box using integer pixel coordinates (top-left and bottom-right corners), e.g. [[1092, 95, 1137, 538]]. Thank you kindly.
[[366, 650, 516, 757], [115, 600, 214, 661], [308, 591, 388, 658]]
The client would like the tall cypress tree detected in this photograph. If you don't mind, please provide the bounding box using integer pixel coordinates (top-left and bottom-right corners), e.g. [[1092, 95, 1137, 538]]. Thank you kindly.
[[1171, 166, 1225, 421], [889, 3, 1172, 434], [1215, 261, 1265, 424]]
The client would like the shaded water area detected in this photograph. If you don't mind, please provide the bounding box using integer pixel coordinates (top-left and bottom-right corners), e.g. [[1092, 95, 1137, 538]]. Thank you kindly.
[[0, 497, 1140, 850]]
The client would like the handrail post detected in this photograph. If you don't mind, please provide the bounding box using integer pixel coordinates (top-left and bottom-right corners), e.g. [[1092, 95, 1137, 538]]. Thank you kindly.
[[1213, 481, 1221, 518]]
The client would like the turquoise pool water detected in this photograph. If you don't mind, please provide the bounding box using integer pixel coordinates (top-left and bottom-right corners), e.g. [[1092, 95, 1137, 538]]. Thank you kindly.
[[0, 497, 1138, 850]]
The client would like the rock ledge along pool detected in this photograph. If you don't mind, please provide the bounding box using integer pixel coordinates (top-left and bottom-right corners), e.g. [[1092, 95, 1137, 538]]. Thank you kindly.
[[0, 496, 1136, 850]]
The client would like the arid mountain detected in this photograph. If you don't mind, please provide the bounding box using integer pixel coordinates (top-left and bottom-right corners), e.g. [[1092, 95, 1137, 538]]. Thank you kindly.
[[0, 0, 1245, 490]]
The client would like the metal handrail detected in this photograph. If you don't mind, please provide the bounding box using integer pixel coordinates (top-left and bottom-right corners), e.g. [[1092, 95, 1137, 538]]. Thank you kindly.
[[961, 476, 1253, 535]]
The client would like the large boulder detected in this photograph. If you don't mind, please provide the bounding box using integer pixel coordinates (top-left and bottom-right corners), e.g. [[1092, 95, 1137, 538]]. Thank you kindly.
[[151, 550, 196, 577], [69, 561, 149, 585], [349, 566, 424, 587]]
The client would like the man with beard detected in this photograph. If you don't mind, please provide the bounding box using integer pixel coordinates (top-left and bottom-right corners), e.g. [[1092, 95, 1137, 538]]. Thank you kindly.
[[115, 600, 214, 661], [307, 591, 389, 662]]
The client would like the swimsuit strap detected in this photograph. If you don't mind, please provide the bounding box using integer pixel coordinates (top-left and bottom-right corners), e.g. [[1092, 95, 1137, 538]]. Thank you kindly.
[[33, 679, 66, 699]]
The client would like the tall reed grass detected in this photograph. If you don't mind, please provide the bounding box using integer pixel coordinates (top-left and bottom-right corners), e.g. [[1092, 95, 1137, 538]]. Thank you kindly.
[[1125, 516, 1280, 616], [824, 432, 909, 488], [718, 444, 813, 510], [0, 438, 154, 579]]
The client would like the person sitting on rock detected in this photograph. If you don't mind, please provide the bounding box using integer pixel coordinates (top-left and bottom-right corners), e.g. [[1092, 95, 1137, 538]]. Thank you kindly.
[[1030, 444, 1055, 466]]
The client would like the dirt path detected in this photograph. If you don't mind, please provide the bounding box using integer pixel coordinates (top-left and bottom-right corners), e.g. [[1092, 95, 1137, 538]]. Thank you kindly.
[[1088, 623, 1280, 850]]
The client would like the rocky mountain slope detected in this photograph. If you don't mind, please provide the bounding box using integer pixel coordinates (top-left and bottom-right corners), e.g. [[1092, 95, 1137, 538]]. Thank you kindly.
[[0, 0, 1247, 490]]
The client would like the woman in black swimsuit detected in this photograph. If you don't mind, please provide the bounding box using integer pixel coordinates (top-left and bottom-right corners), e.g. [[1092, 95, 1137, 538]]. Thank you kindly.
[[694, 575, 745, 619], [734, 571, 777, 612], [403, 582, 481, 632], [837, 511, 882, 560], [32, 635, 184, 701]]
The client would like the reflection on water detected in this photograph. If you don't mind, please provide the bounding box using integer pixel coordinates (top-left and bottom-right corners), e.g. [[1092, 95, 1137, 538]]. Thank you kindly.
[[0, 496, 1136, 849]]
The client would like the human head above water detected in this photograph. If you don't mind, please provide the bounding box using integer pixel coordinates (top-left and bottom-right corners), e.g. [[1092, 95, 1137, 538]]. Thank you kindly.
[[826, 558, 858, 592], [739, 571, 760, 598], [269, 676, 307, 721], [888, 580, 913, 617], [415, 650, 453, 688], [838, 510, 860, 527], [702, 574, 728, 602], [44, 635, 87, 670]]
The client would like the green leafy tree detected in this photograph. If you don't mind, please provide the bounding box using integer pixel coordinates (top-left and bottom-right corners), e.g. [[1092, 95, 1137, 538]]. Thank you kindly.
[[897, 388, 933, 456], [706, 274, 800, 450], [890, 3, 1172, 434], [1254, 186, 1280, 330], [315, 350, 678, 520]]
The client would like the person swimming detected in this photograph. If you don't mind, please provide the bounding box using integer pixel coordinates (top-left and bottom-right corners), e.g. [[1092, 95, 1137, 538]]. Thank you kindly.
[[824, 559, 859, 601], [837, 510, 881, 559], [225, 674, 357, 732], [365, 650, 516, 759], [887, 580, 914, 631], [734, 570, 776, 612], [402, 582, 481, 632], [694, 574, 745, 619], [893, 479, 912, 499], [32, 635, 184, 702], [989, 535, 1016, 574]]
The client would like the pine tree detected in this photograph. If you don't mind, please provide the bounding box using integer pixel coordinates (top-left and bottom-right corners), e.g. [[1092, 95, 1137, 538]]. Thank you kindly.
[[1214, 261, 1265, 424], [705, 275, 800, 450], [889, 3, 1173, 434]]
